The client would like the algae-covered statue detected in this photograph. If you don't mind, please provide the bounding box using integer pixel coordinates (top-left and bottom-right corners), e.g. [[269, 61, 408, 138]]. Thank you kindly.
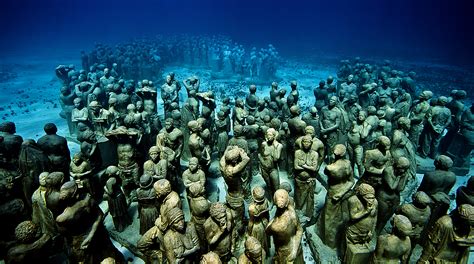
[[418, 204, 474, 264], [258, 128, 282, 196], [37, 123, 70, 177], [320, 144, 354, 251], [247, 186, 270, 257], [204, 202, 233, 262], [266, 189, 304, 263]]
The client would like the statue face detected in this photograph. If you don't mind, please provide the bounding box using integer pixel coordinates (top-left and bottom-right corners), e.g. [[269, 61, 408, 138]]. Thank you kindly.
[[165, 120, 173, 130], [329, 97, 337, 107], [302, 138, 312, 150], [266, 131, 275, 141], [189, 161, 198, 172], [166, 75, 172, 84], [150, 151, 160, 162], [39, 173, 48, 187], [173, 219, 185, 232]]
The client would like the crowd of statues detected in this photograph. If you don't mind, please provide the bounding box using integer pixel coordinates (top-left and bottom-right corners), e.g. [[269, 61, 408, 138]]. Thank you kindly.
[[0, 56, 473, 263], [66, 35, 279, 83]]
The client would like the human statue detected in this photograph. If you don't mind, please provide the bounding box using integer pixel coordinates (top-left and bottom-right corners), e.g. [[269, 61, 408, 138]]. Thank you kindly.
[[418, 204, 474, 263], [6, 220, 64, 264], [56, 181, 124, 263], [397, 191, 432, 247], [161, 74, 180, 118], [31, 172, 65, 258], [59, 86, 76, 135], [313, 80, 329, 111], [347, 111, 369, 178], [344, 183, 378, 264], [419, 96, 451, 158], [88, 101, 111, 136], [266, 189, 304, 264], [153, 179, 182, 233], [204, 202, 233, 262], [247, 186, 270, 257], [391, 117, 416, 191], [162, 207, 200, 263], [183, 157, 206, 202], [238, 236, 266, 264], [408, 90, 432, 150], [187, 179, 210, 253], [136, 174, 159, 235], [360, 135, 392, 191], [18, 139, 49, 209], [143, 146, 168, 181], [294, 135, 318, 223], [371, 215, 412, 264], [37, 123, 70, 177], [70, 152, 93, 196], [417, 155, 456, 229], [320, 96, 343, 159], [375, 157, 410, 234], [105, 126, 142, 201], [99, 68, 115, 89], [258, 128, 283, 196], [456, 176, 474, 208], [319, 144, 354, 252], [302, 107, 321, 137], [215, 111, 229, 158], [158, 118, 183, 188], [220, 145, 250, 198], [103, 177, 131, 232], [200, 251, 222, 264], [0, 122, 23, 171], [71, 98, 89, 135], [136, 81, 158, 116], [245, 84, 259, 116]]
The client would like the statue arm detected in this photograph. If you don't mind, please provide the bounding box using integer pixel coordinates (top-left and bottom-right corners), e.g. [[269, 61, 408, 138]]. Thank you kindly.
[[235, 149, 250, 172], [290, 211, 303, 261], [137, 226, 162, 252], [273, 142, 283, 161], [183, 224, 200, 257], [81, 207, 103, 249]]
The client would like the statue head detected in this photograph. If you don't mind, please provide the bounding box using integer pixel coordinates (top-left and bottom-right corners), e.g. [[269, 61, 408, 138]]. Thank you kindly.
[[0, 121, 16, 134], [15, 221, 38, 244], [201, 252, 222, 264], [333, 144, 346, 158], [245, 236, 262, 261], [148, 146, 161, 162], [398, 117, 411, 130], [188, 120, 201, 133], [394, 157, 410, 174], [210, 202, 227, 226], [233, 125, 243, 137], [249, 84, 257, 93], [291, 80, 298, 89], [189, 157, 199, 172], [153, 179, 171, 198], [265, 128, 277, 142], [304, 125, 315, 137], [434, 155, 453, 170], [252, 186, 265, 204], [105, 166, 119, 177], [301, 135, 312, 150], [413, 191, 431, 208], [290, 105, 300, 116], [72, 153, 84, 165], [392, 214, 412, 237], [274, 189, 289, 209], [377, 136, 391, 150], [43, 123, 57, 135], [457, 204, 474, 226], [329, 96, 337, 107], [356, 183, 375, 203], [280, 181, 292, 195], [59, 181, 78, 201], [168, 207, 185, 232], [139, 174, 153, 189], [438, 96, 448, 106]]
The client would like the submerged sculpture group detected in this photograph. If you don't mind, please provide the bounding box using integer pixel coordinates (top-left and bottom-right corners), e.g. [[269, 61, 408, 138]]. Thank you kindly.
[[0, 55, 473, 264]]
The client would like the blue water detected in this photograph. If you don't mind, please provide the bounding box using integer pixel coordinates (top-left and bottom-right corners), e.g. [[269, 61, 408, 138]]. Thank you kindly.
[[1, 0, 473, 65]]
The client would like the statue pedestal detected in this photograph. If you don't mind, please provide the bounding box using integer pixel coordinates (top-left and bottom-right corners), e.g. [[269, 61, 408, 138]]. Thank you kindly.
[[344, 243, 372, 264]]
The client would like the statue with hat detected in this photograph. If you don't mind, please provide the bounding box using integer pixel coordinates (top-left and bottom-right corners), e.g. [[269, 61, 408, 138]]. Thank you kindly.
[[247, 186, 270, 257], [162, 207, 200, 263], [136, 174, 159, 235]]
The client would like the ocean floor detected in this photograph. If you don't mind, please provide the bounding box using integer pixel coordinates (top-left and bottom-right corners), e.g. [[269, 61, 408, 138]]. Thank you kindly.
[[0, 53, 473, 263]]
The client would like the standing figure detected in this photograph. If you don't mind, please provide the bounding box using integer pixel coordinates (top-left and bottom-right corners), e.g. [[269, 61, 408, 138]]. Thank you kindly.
[[375, 157, 410, 234], [204, 202, 233, 262], [238, 236, 266, 264], [258, 128, 283, 196], [419, 96, 451, 158], [345, 184, 378, 264], [136, 174, 159, 235], [320, 144, 354, 252], [416, 155, 456, 229], [37, 123, 70, 177], [266, 189, 304, 264], [161, 74, 180, 118], [293, 135, 318, 223], [70, 153, 93, 196], [183, 157, 206, 203], [320, 96, 342, 160], [103, 177, 131, 232], [408, 91, 432, 150], [162, 208, 200, 263], [215, 111, 229, 158], [360, 136, 392, 191], [247, 186, 270, 256], [397, 191, 431, 248], [143, 146, 168, 181]]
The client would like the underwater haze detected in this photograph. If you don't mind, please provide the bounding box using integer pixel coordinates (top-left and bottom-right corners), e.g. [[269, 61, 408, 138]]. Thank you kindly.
[[1, 0, 474, 65]]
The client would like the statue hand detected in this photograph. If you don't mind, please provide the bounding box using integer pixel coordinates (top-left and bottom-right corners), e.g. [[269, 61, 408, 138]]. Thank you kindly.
[[80, 237, 91, 249]]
